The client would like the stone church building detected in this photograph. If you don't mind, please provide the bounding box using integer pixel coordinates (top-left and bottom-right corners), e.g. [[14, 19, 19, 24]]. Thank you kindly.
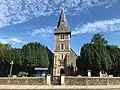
[[53, 9, 78, 76]]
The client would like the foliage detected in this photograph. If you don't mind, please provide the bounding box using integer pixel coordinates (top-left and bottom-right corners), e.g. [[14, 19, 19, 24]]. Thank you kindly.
[[22, 42, 50, 67], [106, 45, 120, 75], [0, 42, 53, 77], [91, 33, 108, 45], [17, 71, 26, 77], [78, 33, 120, 76], [79, 44, 112, 71]]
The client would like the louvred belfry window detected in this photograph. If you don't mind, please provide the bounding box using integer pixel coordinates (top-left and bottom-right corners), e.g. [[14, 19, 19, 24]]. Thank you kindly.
[[60, 35, 64, 39]]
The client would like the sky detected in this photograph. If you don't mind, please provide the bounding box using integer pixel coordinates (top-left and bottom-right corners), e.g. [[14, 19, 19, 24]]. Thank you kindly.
[[0, 0, 120, 55]]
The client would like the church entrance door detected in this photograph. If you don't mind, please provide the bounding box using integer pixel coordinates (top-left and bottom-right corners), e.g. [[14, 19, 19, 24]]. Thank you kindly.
[[60, 68, 64, 75]]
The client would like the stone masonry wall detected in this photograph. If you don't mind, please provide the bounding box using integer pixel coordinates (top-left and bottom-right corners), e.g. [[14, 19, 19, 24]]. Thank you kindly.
[[0, 77, 45, 85], [65, 77, 120, 85]]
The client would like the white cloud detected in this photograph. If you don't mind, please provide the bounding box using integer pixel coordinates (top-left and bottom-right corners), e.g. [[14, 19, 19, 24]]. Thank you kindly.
[[10, 38, 23, 43], [0, 0, 118, 28], [72, 18, 120, 35], [29, 18, 120, 37], [105, 4, 112, 8], [29, 27, 55, 37], [0, 37, 25, 44]]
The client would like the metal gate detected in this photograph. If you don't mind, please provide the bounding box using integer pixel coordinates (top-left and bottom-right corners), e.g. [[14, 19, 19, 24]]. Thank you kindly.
[[51, 76, 61, 85]]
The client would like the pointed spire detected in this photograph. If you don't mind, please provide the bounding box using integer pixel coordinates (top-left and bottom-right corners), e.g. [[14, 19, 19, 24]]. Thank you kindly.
[[54, 8, 71, 35], [57, 8, 68, 27]]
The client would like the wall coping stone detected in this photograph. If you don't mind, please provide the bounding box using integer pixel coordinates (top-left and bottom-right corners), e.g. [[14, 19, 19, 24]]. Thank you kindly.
[[65, 76, 120, 78], [0, 77, 45, 79]]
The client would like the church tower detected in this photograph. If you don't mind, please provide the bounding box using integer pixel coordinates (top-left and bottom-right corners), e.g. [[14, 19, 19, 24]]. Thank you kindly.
[[53, 8, 72, 76]]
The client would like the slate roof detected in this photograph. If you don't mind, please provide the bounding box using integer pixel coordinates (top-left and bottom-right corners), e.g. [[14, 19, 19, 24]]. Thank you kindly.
[[54, 8, 71, 34], [70, 48, 78, 57]]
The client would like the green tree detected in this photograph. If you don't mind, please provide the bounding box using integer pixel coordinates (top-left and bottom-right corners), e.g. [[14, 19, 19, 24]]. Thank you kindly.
[[78, 34, 112, 76], [0, 42, 53, 77], [22, 42, 50, 68], [0, 43, 12, 76], [91, 33, 108, 45], [106, 45, 120, 75]]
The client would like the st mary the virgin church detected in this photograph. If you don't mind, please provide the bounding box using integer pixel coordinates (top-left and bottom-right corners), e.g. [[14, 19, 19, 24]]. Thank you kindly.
[[53, 9, 78, 76]]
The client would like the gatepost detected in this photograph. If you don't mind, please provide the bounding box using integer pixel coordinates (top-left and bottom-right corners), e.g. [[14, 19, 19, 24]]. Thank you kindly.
[[88, 70, 91, 77], [61, 74, 65, 85], [46, 74, 51, 85]]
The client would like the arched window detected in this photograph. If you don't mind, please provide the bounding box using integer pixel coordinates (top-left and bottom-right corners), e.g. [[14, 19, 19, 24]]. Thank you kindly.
[[62, 54, 64, 59], [61, 43, 64, 50], [62, 35, 64, 39]]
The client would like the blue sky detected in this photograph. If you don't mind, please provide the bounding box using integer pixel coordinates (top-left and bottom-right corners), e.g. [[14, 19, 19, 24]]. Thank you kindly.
[[0, 0, 120, 54]]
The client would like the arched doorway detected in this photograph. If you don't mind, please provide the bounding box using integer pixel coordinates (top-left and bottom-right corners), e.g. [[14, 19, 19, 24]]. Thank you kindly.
[[60, 68, 64, 75]]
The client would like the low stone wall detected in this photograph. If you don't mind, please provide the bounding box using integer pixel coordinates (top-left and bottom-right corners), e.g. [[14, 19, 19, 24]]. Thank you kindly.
[[0, 77, 46, 85], [65, 77, 120, 85]]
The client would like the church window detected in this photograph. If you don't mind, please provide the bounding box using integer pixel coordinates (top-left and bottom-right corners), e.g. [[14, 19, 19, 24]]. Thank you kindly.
[[60, 35, 64, 39], [59, 61, 64, 66], [54, 71, 56, 75], [61, 43, 64, 50], [62, 54, 64, 59]]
